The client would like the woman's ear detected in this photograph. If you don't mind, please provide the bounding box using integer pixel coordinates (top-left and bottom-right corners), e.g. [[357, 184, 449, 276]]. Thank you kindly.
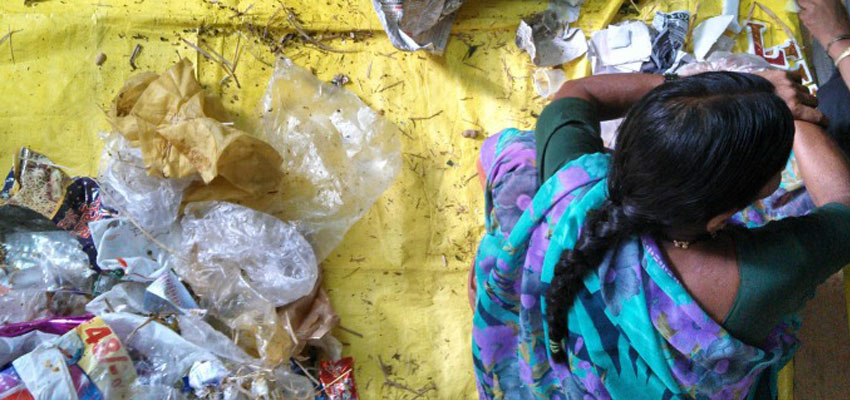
[[706, 209, 737, 233]]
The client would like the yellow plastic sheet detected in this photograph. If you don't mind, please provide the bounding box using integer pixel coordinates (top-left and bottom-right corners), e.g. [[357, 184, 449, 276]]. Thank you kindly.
[[0, 0, 811, 398]]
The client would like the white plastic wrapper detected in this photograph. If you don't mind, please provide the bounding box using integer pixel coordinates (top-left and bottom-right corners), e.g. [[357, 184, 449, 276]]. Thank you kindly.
[[176, 315, 254, 364], [86, 282, 149, 315], [0, 330, 59, 366], [88, 218, 176, 281], [1, 230, 93, 291], [100, 313, 224, 390], [97, 133, 194, 235], [180, 201, 318, 307], [260, 58, 402, 261]]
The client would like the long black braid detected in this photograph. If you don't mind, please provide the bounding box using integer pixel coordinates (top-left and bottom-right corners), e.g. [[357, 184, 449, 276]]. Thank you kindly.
[[544, 71, 796, 362]]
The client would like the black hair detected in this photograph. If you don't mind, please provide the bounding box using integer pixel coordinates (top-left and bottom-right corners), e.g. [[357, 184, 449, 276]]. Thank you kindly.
[[545, 72, 795, 362]]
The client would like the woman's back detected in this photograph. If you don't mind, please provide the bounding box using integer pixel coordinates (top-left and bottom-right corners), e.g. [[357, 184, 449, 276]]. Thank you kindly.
[[472, 71, 850, 399]]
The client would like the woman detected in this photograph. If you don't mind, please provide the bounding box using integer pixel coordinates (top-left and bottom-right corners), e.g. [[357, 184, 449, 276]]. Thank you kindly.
[[470, 70, 850, 399]]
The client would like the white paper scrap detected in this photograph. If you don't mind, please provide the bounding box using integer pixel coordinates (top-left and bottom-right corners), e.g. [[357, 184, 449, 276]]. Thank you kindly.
[[607, 24, 633, 49], [589, 21, 652, 67], [722, 0, 742, 33], [692, 15, 736, 61]]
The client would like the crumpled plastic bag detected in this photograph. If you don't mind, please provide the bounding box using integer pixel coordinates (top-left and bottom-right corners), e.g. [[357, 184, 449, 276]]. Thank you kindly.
[[677, 51, 771, 75], [97, 132, 194, 235], [248, 58, 402, 261], [172, 201, 320, 365], [180, 201, 318, 307], [1, 229, 93, 292], [107, 59, 283, 198]]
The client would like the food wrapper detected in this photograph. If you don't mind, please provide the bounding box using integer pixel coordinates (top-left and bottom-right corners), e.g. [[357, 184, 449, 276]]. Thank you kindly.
[[0, 148, 72, 219], [107, 59, 283, 198], [0, 314, 93, 337], [319, 357, 358, 400], [371, 0, 465, 54], [0, 149, 117, 268], [11, 316, 136, 400]]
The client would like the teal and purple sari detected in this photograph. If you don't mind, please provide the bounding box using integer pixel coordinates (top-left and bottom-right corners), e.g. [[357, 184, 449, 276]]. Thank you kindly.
[[472, 128, 804, 400]]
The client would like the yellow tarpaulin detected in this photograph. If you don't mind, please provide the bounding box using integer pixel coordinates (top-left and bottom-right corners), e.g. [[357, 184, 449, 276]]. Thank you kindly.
[[0, 0, 813, 398]]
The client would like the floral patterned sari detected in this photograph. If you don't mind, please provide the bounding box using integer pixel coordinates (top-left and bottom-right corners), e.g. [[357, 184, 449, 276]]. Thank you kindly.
[[472, 128, 802, 400]]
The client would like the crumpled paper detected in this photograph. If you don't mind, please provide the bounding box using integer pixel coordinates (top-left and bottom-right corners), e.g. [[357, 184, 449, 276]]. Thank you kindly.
[[642, 10, 693, 73], [516, 8, 587, 67], [371, 0, 465, 54], [692, 15, 737, 61], [279, 280, 340, 357], [107, 59, 283, 199]]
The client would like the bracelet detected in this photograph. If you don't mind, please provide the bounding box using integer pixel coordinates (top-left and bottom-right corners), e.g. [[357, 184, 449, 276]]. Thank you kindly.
[[827, 33, 850, 55], [663, 72, 679, 82], [835, 45, 850, 67]]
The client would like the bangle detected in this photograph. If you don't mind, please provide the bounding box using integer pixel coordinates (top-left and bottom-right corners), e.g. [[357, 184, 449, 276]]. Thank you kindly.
[[827, 34, 850, 55], [835, 45, 850, 67], [663, 72, 679, 82]]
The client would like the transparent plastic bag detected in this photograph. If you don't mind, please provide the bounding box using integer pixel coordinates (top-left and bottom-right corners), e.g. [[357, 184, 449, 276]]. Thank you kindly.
[[180, 201, 318, 307], [98, 132, 194, 235], [677, 51, 771, 75], [174, 201, 316, 364], [258, 58, 402, 260]]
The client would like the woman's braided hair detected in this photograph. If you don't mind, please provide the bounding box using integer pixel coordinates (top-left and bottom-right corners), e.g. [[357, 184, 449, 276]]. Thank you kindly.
[[545, 72, 796, 362]]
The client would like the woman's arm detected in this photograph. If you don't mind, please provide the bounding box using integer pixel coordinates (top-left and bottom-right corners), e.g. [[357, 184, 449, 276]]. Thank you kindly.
[[552, 74, 664, 121], [552, 72, 825, 124], [800, 0, 850, 91], [794, 121, 850, 206]]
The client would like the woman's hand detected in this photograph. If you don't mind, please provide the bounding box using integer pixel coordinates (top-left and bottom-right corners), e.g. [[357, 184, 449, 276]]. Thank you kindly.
[[755, 69, 827, 126], [799, 0, 850, 48]]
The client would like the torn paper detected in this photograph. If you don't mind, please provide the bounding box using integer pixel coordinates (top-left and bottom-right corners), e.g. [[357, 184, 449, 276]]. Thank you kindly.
[[643, 11, 690, 73], [692, 15, 737, 61], [723, 0, 742, 33], [589, 21, 652, 74], [516, 10, 588, 67], [549, 0, 584, 24], [371, 0, 465, 54]]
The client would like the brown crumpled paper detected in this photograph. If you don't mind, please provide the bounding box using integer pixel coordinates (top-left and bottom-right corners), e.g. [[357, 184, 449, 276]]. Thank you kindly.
[[108, 59, 283, 198], [279, 279, 340, 357]]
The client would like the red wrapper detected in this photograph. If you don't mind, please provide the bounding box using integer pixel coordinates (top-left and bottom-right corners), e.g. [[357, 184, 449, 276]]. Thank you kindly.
[[318, 357, 358, 400]]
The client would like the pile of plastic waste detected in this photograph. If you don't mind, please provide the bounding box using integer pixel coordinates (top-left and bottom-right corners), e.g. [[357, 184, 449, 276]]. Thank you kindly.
[[0, 57, 401, 399]]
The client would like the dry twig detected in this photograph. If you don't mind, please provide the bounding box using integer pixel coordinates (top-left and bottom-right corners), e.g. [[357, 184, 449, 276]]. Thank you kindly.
[[181, 38, 241, 88], [410, 110, 443, 121], [1, 29, 21, 63], [284, 7, 357, 53], [337, 325, 364, 338], [129, 44, 142, 70]]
